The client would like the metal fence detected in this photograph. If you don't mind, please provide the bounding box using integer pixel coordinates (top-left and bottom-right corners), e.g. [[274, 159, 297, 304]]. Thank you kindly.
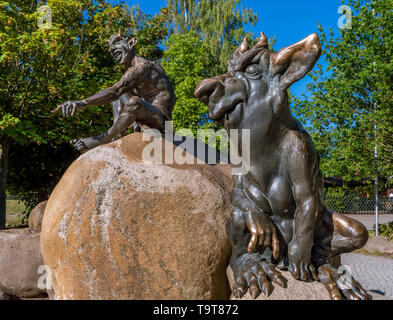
[[323, 195, 393, 214], [6, 195, 393, 214], [6, 196, 19, 200]]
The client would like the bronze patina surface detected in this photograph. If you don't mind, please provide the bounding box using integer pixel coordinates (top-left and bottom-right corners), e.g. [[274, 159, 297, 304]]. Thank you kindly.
[[53, 31, 175, 153], [195, 32, 370, 300]]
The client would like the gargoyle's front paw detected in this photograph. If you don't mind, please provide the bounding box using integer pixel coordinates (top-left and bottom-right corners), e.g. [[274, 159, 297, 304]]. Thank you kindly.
[[70, 137, 100, 153], [318, 264, 371, 300], [232, 253, 286, 299], [288, 244, 318, 282]]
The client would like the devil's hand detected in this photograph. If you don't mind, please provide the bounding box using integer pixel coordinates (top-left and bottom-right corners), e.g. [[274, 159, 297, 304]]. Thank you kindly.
[[245, 210, 281, 260], [52, 100, 87, 117]]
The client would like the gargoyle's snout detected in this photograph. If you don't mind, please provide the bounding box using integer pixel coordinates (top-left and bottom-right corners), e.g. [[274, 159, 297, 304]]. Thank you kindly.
[[194, 74, 229, 107], [195, 73, 246, 121]]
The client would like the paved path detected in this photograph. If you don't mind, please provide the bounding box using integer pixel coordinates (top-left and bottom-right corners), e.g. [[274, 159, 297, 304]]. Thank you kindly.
[[345, 214, 393, 230], [341, 253, 393, 299]]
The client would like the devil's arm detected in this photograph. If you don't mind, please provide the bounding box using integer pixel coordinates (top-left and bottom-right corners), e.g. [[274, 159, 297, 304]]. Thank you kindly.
[[83, 68, 139, 107]]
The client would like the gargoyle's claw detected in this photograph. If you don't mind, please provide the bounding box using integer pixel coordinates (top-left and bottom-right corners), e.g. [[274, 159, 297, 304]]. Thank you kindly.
[[247, 274, 261, 299], [249, 285, 260, 299], [257, 270, 272, 296], [261, 283, 271, 296], [289, 263, 300, 280], [318, 264, 371, 300], [261, 261, 287, 288], [309, 265, 319, 281], [233, 284, 246, 299], [353, 280, 372, 300]]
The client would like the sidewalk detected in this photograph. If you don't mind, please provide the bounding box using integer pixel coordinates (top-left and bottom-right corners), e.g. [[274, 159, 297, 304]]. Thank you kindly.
[[342, 253, 393, 299]]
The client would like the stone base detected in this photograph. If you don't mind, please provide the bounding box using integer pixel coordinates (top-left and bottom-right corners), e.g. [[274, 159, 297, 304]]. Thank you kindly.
[[0, 228, 47, 299]]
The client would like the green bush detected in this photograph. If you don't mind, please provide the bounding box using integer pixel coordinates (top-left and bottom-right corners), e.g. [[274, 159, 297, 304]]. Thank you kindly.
[[373, 222, 393, 240]]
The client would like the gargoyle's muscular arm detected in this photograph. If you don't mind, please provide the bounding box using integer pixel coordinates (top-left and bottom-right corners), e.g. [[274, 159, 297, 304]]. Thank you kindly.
[[231, 175, 280, 259], [286, 133, 320, 281], [83, 67, 139, 107]]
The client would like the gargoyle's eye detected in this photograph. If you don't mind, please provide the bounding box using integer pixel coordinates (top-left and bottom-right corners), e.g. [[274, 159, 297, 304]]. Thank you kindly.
[[244, 65, 262, 79]]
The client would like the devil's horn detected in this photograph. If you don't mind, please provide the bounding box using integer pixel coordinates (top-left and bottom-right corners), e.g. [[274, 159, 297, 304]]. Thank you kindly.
[[239, 36, 249, 53]]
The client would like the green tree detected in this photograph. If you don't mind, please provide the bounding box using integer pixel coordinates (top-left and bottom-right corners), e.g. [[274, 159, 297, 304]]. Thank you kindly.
[[0, 0, 169, 227], [7, 141, 79, 217], [161, 32, 215, 133], [166, 0, 258, 75], [293, 0, 393, 190]]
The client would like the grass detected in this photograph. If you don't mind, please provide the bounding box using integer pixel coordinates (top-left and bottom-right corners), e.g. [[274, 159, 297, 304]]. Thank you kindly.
[[353, 231, 393, 259], [6, 199, 26, 215], [368, 230, 393, 242], [5, 199, 27, 228], [354, 248, 393, 260]]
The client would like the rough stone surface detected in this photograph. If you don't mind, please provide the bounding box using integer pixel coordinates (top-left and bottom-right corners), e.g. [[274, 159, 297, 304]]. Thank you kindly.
[[41, 132, 233, 300], [28, 201, 47, 231], [227, 267, 331, 300], [0, 228, 47, 298], [363, 236, 393, 255]]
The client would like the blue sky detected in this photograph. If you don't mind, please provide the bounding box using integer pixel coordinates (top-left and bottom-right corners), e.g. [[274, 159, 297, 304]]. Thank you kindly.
[[111, 0, 346, 97]]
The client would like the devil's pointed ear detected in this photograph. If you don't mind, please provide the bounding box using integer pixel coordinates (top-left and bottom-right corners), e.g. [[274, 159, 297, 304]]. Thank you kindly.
[[271, 33, 321, 89], [129, 37, 138, 48]]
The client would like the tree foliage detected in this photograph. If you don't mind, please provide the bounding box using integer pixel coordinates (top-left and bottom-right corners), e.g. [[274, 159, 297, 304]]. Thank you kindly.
[[161, 31, 215, 133], [163, 0, 261, 138], [0, 0, 169, 223], [166, 0, 258, 75], [293, 0, 393, 190], [7, 141, 79, 217]]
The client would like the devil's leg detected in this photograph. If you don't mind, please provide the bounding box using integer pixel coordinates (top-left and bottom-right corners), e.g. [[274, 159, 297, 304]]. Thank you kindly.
[[71, 96, 166, 152], [110, 97, 127, 142]]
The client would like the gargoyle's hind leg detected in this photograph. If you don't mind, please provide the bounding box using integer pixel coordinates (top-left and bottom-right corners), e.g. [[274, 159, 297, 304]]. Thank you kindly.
[[312, 210, 370, 300], [312, 210, 368, 267], [331, 212, 369, 255]]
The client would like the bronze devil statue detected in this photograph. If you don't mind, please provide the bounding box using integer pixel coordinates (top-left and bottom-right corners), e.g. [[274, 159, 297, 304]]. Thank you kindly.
[[195, 32, 370, 300], [53, 31, 175, 153]]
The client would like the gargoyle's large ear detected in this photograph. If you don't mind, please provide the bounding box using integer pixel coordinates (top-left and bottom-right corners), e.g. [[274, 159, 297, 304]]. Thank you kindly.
[[129, 37, 138, 48], [271, 33, 321, 89]]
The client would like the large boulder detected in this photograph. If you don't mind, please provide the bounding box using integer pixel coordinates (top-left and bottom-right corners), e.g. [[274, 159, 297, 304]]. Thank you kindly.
[[41, 132, 232, 300], [0, 228, 47, 298], [28, 201, 47, 231]]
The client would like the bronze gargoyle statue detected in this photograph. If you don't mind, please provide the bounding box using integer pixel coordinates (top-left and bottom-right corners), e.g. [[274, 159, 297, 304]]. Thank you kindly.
[[195, 32, 370, 300], [53, 31, 175, 153]]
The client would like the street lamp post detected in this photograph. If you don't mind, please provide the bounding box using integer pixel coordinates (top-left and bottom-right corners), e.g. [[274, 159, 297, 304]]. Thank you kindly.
[[372, 7, 379, 236]]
